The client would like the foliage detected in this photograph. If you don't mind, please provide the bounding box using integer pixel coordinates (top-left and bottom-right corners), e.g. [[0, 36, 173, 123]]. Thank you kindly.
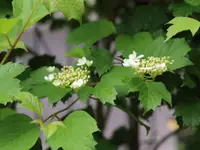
[[1, 0, 200, 149]]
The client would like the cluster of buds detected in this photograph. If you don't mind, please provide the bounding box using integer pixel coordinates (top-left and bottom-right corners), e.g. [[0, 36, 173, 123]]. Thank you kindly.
[[44, 57, 92, 90], [123, 51, 174, 79]]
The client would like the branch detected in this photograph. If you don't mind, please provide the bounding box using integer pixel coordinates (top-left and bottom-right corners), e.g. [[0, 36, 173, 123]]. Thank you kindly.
[[1, 0, 41, 64], [116, 105, 150, 134], [153, 127, 187, 150], [89, 96, 150, 134], [44, 97, 79, 122]]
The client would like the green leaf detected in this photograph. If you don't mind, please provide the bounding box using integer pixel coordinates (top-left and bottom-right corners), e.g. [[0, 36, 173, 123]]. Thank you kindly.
[[66, 47, 87, 58], [169, 1, 200, 17], [116, 32, 153, 57], [0, 108, 15, 120], [0, 62, 27, 78], [42, 0, 55, 13], [48, 111, 99, 150], [93, 83, 117, 105], [43, 121, 66, 139], [93, 67, 134, 104], [175, 102, 200, 128], [0, 36, 27, 52], [129, 79, 171, 111], [54, 0, 85, 23], [67, 19, 116, 47], [166, 17, 200, 41], [21, 67, 71, 104], [96, 141, 117, 150], [12, 0, 50, 29], [0, 114, 40, 150], [185, 0, 200, 6], [16, 92, 44, 117], [78, 85, 94, 102], [0, 18, 19, 35], [91, 49, 113, 76], [0, 78, 21, 104], [30, 83, 71, 104], [117, 5, 168, 34]]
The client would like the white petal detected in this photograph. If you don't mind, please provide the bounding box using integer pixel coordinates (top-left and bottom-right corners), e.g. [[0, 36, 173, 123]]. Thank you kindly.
[[77, 57, 87, 66], [48, 74, 54, 81], [77, 79, 84, 87], [122, 59, 131, 67], [44, 76, 49, 81], [129, 51, 137, 59], [86, 60, 93, 66], [137, 55, 144, 59], [53, 80, 61, 86], [47, 66, 55, 72]]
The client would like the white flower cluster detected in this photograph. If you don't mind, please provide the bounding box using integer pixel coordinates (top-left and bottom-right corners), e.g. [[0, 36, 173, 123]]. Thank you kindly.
[[123, 51, 174, 79], [44, 65, 90, 90]]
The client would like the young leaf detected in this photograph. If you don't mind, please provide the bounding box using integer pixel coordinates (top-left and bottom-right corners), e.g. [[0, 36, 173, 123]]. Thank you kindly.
[[47, 111, 99, 150], [185, 0, 200, 6], [16, 92, 44, 117], [116, 32, 153, 57], [0, 114, 40, 150], [175, 102, 200, 128], [0, 108, 15, 120], [0, 18, 19, 35], [91, 48, 113, 76], [54, 0, 85, 23], [67, 19, 116, 47], [129, 79, 171, 111], [43, 121, 66, 139], [166, 17, 200, 41]]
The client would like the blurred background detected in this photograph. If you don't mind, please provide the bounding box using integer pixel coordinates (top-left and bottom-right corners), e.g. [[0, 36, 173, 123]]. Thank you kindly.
[[1, 0, 199, 150]]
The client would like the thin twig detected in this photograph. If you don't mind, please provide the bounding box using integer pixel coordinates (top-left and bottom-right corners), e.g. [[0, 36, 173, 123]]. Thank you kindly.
[[114, 57, 123, 63], [89, 96, 150, 134], [44, 97, 79, 122], [116, 105, 150, 134], [153, 127, 187, 150], [1, 0, 41, 64], [5, 35, 12, 48]]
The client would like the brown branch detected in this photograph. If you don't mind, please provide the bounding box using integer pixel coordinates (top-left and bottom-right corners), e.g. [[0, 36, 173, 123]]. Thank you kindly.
[[153, 127, 187, 150], [44, 97, 79, 122]]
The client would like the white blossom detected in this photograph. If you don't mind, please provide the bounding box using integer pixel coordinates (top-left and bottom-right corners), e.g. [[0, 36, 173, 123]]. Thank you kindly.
[[71, 79, 84, 89], [86, 60, 93, 67], [123, 51, 143, 67], [53, 80, 62, 86], [44, 74, 54, 81], [77, 57, 87, 66], [77, 57, 93, 67], [47, 66, 55, 72]]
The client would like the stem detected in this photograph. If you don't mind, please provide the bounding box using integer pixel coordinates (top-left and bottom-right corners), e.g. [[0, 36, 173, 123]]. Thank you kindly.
[[90, 96, 150, 134], [116, 105, 150, 134], [114, 57, 123, 63], [1, 0, 41, 64], [44, 97, 79, 122]]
